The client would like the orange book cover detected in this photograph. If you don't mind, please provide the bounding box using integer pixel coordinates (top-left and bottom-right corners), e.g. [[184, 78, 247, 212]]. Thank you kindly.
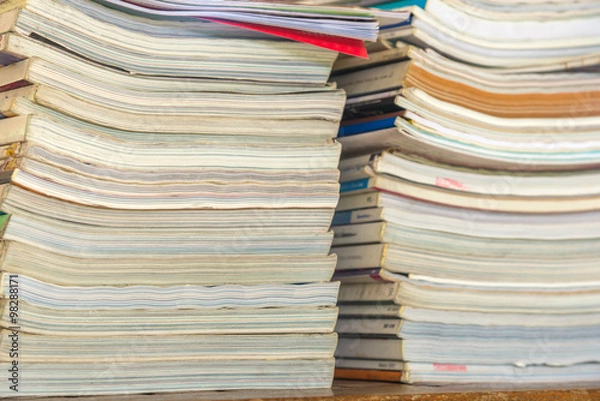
[[335, 368, 403, 383]]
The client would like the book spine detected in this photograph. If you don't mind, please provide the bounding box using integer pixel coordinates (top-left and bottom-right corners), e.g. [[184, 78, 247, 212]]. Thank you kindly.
[[332, 243, 386, 270], [0, 86, 35, 117], [331, 207, 384, 226], [334, 368, 403, 382], [339, 167, 371, 184], [333, 61, 411, 98], [0, 33, 24, 67], [338, 282, 399, 302], [0, 59, 31, 92], [338, 304, 402, 317], [336, 358, 404, 371], [0, 8, 19, 34], [336, 337, 404, 360], [338, 116, 398, 137], [337, 126, 401, 158], [332, 46, 410, 74], [336, 191, 382, 212], [336, 317, 401, 336], [0, 115, 28, 146], [332, 269, 388, 284], [340, 177, 375, 193], [332, 221, 386, 246]]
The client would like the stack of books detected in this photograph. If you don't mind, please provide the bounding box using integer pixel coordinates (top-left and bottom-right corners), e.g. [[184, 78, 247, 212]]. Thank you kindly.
[[330, 0, 600, 385], [0, 0, 380, 396]]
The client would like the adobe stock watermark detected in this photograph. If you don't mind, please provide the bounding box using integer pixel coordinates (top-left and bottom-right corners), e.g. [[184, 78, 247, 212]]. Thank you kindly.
[[6, 274, 20, 393]]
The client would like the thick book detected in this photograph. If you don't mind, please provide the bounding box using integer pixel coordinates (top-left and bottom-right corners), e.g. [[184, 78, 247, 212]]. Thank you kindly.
[[1, 273, 340, 310], [1, 301, 339, 336], [338, 168, 600, 213], [336, 317, 600, 340], [339, 150, 600, 197], [332, 197, 600, 241], [338, 277, 600, 314], [403, 362, 600, 385], [335, 336, 600, 366], [0, 358, 336, 396], [0, 240, 337, 287], [0, 332, 338, 361], [338, 304, 600, 329]]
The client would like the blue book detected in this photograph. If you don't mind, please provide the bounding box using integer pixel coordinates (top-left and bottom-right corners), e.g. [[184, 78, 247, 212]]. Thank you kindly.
[[338, 116, 398, 137], [374, 0, 427, 10], [332, 207, 384, 226], [340, 177, 373, 193]]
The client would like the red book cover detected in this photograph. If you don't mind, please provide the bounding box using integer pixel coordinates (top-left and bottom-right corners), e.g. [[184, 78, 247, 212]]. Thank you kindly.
[[202, 17, 368, 58]]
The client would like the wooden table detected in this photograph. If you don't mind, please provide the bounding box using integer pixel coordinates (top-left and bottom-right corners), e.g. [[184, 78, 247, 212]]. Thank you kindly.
[[9, 380, 600, 401]]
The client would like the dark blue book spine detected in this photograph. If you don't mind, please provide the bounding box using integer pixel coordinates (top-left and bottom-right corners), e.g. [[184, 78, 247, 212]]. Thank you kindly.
[[338, 116, 397, 137]]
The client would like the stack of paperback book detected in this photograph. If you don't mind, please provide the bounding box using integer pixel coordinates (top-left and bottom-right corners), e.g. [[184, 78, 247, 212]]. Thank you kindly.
[[0, 0, 379, 396], [331, 0, 600, 385]]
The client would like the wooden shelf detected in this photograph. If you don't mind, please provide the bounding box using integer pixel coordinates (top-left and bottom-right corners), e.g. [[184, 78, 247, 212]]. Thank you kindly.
[[11, 380, 600, 401]]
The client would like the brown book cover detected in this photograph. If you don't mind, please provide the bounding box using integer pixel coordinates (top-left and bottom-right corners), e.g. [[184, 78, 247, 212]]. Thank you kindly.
[[334, 368, 403, 383]]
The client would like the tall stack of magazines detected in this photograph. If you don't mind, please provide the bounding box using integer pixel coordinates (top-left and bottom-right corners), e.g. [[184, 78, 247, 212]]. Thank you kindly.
[[0, 0, 380, 396], [331, 0, 600, 385]]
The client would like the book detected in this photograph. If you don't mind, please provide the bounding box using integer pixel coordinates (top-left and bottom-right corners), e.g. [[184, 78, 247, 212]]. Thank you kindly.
[[0, 359, 336, 396], [335, 357, 404, 371], [2, 273, 341, 310], [332, 43, 410, 74], [337, 112, 403, 137], [332, 199, 600, 241], [0, 240, 338, 287], [339, 150, 600, 197], [342, 88, 403, 120], [1, 301, 339, 336], [336, 191, 387, 212], [332, 60, 411, 98], [339, 169, 600, 213], [0, 332, 338, 361], [338, 277, 600, 314], [335, 336, 600, 366], [331, 207, 384, 226], [403, 362, 600, 385], [338, 304, 600, 328], [336, 316, 600, 340], [334, 368, 403, 382]]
